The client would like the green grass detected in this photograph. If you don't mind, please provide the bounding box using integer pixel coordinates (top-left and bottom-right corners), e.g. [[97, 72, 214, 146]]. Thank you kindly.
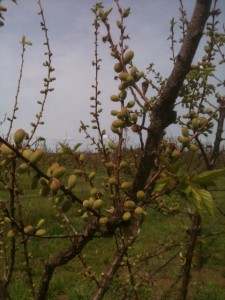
[[1, 155, 225, 299]]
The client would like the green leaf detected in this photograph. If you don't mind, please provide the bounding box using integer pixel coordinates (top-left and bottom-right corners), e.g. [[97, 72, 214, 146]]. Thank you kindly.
[[154, 176, 171, 192], [190, 186, 202, 214], [189, 186, 214, 217], [193, 168, 225, 185], [73, 143, 82, 152], [198, 188, 214, 216], [58, 143, 73, 155]]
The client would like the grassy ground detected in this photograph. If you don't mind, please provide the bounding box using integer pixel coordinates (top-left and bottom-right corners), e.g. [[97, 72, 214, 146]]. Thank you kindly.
[[1, 154, 225, 299]]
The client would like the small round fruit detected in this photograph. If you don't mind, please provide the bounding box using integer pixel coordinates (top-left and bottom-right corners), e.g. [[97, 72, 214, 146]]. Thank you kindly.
[[110, 95, 120, 102], [108, 177, 116, 185], [99, 217, 109, 225], [123, 211, 131, 221], [0, 144, 14, 156], [14, 129, 26, 144], [121, 181, 132, 189], [93, 199, 104, 209], [134, 207, 144, 216], [191, 118, 199, 130], [67, 175, 77, 189], [108, 141, 117, 150], [83, 199, 90, 208], [137, 190, 146, 200], [52, 166, 66, 178], [50, 178, 60, 193], [172, 150, 181, 159], [35, 229, 46, 236], [124, 50, 134, 64], [37, 218, 45, 228], [29, 149, 44, 164], [189, 144, 199, 152], [181, 127, 189, 137], [124, 200, 136, 209], [89, 172, 96, 180], [112, 119, 125, 128], [24, 225, 34, 234], [114, 63, 123, 73]]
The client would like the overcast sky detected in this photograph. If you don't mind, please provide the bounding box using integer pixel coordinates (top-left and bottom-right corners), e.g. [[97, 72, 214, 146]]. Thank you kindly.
[[1, 0, 224, 149]]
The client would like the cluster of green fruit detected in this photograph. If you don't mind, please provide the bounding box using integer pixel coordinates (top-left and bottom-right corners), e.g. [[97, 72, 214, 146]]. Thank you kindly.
[[5, 217, 46, 239], [109, 50, 144, 134], [122, 191, 146, 222]]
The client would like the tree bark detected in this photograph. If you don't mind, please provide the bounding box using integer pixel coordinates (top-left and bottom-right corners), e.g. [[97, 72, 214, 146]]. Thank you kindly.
[[180, 213, 201, 300], [132, 0, 212, 193], [36, 221, 98, 300]]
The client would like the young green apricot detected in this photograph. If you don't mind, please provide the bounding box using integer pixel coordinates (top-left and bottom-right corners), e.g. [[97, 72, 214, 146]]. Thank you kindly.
[[123, 211, 132, 221], [127, 100, 135, 108], [114, 62, 123, 73], [47, 162, 60, 177], [105, 161, 114, 169], [118, 81, 128, 91], [112, 119, 125, 128], [0, 144, 14, 156], [67, 175, 77, 189], [181, 126, 189, 137], [110, 95, 120, 102], [124, 50, 134, 64], [79, 153, 85, 162], [14, 129, 26, 144], [124, 200, 136, 209], [90, 187, 98, 196], [121, 181, 132, 190], [119, 90, 127, 100], [137, 190, 146, 200], [52, 166, 66, 178], [89, 172, 96, 180], [130, 66, 138, 76], [191, 118, 199, 130], [119, 72, 129, 81], [36, 218, 45, 228], [24, 225, 34, 234], [111, 109, 118, 116], [117, 108, 129, 119], [119, 160, 128, 169], [93, 199, 104, 209], [83, 199, 91, 208], [29, 149, 44, 164], [189, 144, 199, 152], [108, 177, 116, 185], [35, 229, 46, 236], [172, 150, 181, 159], [108, 141, 117, 150], [22, 149, 32, 160], [49, 178, 60, 193], [129, 113, 138, 123], [99, 217, 109, 225], [126, 75, 135, 85], [134, 207, 144, 216], [134, 71, 144, 82]]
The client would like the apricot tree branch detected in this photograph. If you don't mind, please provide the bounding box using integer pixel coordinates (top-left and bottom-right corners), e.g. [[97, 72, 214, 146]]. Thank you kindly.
[[132, 0, 212, 193]]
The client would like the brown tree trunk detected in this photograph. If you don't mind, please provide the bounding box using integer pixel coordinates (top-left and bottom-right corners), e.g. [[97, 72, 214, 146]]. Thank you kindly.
[[132, 0, 212, 193], [180, 213, 201, 300]]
